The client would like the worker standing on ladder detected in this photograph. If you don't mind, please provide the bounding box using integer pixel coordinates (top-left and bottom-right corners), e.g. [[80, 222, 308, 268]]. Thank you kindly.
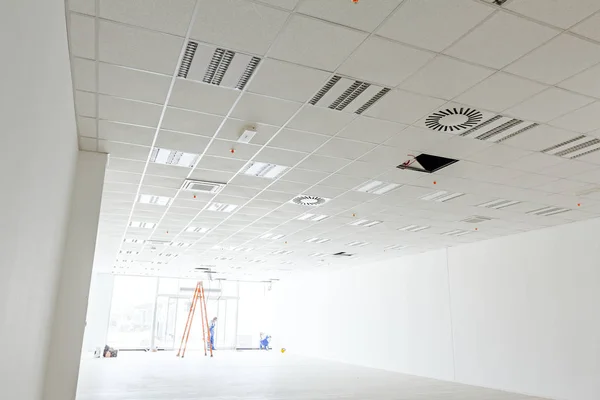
[[209, 317, 217, 351]]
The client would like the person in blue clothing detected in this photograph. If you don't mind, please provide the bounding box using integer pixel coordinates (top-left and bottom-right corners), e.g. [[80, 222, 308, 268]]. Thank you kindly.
[[259, 332, 271, 350], [209, 317, 217, 351]]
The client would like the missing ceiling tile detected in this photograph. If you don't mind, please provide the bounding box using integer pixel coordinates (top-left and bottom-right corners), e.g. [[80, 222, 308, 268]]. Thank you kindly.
[[397, 153, 459, 174]]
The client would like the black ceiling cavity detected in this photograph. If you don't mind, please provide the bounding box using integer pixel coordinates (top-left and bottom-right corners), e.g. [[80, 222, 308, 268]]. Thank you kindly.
[[397, 153, 459, 174], [426, 108, 483, 132], [333, 252, 353, 257], [494, 0, 508, 5], [309, 74, 391, 114]]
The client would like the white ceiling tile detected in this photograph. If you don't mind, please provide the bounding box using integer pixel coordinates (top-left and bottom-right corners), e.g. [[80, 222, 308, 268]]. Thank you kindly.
[[445, 11, 557, 69], [338, 36, 434, 87], [169, 80, 239, 116], [319, 174, 369, 190], [465, 144, 532, 166], [190, 168, 236, 183], [70, 0, 95, 15], [99, 0, 195, 36], [98, 120, 155, 146], [99, 20, 184, 75], [79, 137, 97, 152], [72, 57, 97, 92], [106, 170, 142, 184], [377, 0, 493, 52], [218, 119, 279, 145], [296, 155, 350, 173], [385, 126, 452, 153], [192, 0, 288, 55], [206, 139, 261, 161], [501, 125, 580, 152], [455, 72, 547, 113], [268, 180, 312, 194], [231, 93, 302, 126], [505, 34, 600, 85], [255, 0, 299, 10], [98, 140, 151, 161], [98, 63, 171, 104], [161, 107, 223, 136], [267, 129, 329, 153], [358, 145, 407, 167], [549, 102, 600, 133], [400, 56, 494, 100], [146, 162, 191, 178], [315, 138, 376, 160], [505, 88, 593, 123], [427, 135, 494, 160], [507, 0, 600, 29], [269, 15, 368, 71], [287, 105, 356, 135], [299, 0, 401, 32], [283, 168, 330, 184], [75, 91, 96, 117], [534, 178, 594, 195], [195, 156, 247, 173], [559, 64, 600, 99], [78, 116, 97, 138], [542, 159, 597, 179], [248, 59, 331, 102], [155, 130, 211, 154], [363, 89, 445, 125], [255, 147, 307, 166], [571, 12, 600, 42], [108, 157, 146, 174], [70, 13, 96, 59], [142, 174, 184, 190], [337, 117, 405, 144], [508, 152, 564, 173], [571, 167, 600, 184], [99, 95, 163, 126]]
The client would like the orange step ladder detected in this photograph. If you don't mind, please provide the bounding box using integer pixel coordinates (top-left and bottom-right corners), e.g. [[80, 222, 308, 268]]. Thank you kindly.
[[177, 281, 213, 358]]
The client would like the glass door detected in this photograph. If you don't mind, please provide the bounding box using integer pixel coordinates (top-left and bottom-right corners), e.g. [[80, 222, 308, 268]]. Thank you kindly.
[[154, 296, 178, 350]]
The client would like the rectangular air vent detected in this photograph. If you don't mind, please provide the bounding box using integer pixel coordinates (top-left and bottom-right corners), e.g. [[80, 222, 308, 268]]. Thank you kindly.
[[130, 221, 156, 229], [397, 153, 459, 174], [455, 113, 539, 144], [541, 135, 600, 159], [305, 237, 330, 244], [178, 41, 261, 90], [138, 194, 171, 206], [348, 219, 382, 227], [333, 251, 353, 256], [182, 179, 225, 194], [443, 229, 472, 237], [398, 224, 430, 232], [309, 75, 391, 114], [385, 244, 407, 250], [242, 161, 288, 179], [355, 180, 400, 195], [147, 239, 170, 246], [478, 199, 521, 209], [462, 216, 492, 224], [297, 213, 329, 222], [527, 206, 570, 217]]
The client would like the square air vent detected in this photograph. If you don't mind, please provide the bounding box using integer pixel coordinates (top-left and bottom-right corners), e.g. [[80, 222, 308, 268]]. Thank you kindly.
[[397, 153, 458, 174], [178, 41, 261, 90], [182, 179, 225, 194], [462, 216, 492, 224], [309, 75, 391, 114]]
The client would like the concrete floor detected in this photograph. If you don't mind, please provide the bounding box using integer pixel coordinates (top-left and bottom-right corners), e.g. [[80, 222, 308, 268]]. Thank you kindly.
[[77, 351, 548, 400]]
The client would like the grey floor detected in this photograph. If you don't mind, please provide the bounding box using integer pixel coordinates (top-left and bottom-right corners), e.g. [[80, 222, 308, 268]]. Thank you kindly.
[[77, 351, 548, 400]]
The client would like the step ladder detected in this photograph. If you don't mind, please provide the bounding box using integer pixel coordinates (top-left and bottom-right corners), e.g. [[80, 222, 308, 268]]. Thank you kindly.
[[177, 281, 213, 358]]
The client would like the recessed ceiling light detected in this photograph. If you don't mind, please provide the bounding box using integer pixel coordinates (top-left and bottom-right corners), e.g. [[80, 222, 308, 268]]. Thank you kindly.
[[420, 190, 464, 202], [347, 241, 369, 247], [355, 180, 400, 195], [138, 194, 171, 206], [348, 219, 382, 227], [242, 161, 288, 179], [305, 237, 330, 244], [261, 233, 286, 240], [398, 225, 430, 232], [123, 238, 145, 243], [130, 221, 156, 229], [185, 226, 209, 233], [297, 213, 329, 222], [150, 148, 199, 168], [207, 202, 238, 213]]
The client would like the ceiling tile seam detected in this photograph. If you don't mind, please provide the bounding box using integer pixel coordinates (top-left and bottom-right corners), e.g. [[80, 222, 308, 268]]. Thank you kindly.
[[92, 0, 100, 152], [146, 0, 417, 262], [129, 3, 307, 259], [567, 6, 600, 32], [92, 58, 174, 78], [115, 0, 203, 257]]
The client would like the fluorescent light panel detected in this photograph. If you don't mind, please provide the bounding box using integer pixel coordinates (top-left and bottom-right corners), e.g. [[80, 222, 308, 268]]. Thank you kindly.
[[242, 161, 288, 179], [207, 202, 238, 213], [305, 237, 330, 244], [398, 225, 430, 232], [297, 213, 329, 222], [479, 199, 521, 209], [347, 241, 369, 247], [421, 190, 464, 202], [186, 226, 209, 233], [355, 180, 400, 195], [349, 219, 382, 227], [138, 194, 171, 206], [130, 221, 156, 229], [150, 148, 199, 168], [261, 233, 286, 240]]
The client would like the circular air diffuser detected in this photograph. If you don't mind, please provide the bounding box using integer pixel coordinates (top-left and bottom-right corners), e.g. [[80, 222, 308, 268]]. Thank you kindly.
[[291, 195, 328, 207], [425, 108, 482, 132]]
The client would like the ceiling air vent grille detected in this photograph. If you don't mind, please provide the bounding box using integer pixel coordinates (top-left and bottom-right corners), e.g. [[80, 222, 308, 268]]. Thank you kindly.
[[177, 41, 198, 78], [290, 195, 329, 207], [479, 199, 521, 210], [177, 42, 261, 90], [443, 229, 472, 237], [541, 135, 600, 159], [456, 113, 539, 143], [309, 75, 391, 114], [462, 216, 492, 224], [181, 179, 225, 194], [426, 108, 483, 132], [527, 206, 570, 217]]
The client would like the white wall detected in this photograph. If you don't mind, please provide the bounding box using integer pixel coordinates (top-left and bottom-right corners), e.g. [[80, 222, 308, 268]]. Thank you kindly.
[[0, 1, 78, 399], [274, 249, 455, 381], [274, 218, 600, 400], [82, 273, 115, 353]]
